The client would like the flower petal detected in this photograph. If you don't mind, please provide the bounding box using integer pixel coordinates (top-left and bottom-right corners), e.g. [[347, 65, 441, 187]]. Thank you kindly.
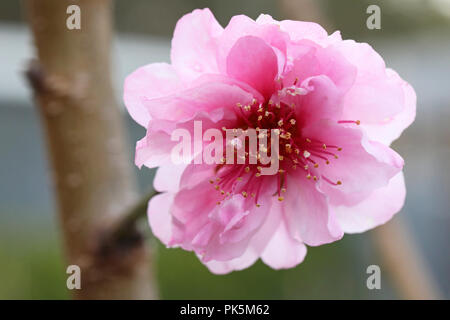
[[361, 69, 416, 145], [148, 192, 175, 245], [226, 36, 278, 99], [154, 163, 187, 193], [334, 40, 411, 144], [261, 210, 307, 269], [171, 8, 223, 82], [124, 63, 181, 127], [142, 78, 254, 122], [218, 15, 288, 74], [282, 75, 344, 128], [284, 170, 343, 246], [255, 14, 329, 43], [333, 172, 406, 233], [302, 120, 403, 201]]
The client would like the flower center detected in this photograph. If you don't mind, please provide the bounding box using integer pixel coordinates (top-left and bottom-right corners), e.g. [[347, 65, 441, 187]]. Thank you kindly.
[[209, 91, 360, 206]]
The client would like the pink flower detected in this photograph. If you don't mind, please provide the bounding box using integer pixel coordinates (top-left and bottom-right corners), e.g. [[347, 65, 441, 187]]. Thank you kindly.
[[124, 9, 416, 274]]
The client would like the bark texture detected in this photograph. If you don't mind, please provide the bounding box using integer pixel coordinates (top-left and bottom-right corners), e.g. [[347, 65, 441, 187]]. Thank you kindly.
[[25, 0, 156, 299]]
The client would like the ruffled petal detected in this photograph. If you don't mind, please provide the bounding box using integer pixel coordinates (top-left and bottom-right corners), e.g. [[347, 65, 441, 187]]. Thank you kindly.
[[255, 14, 329, 43], [123, 63, 181, 127], [171, 8, 223, 82], [226, 36, 278, 99], [147, 192, 175, 245], [279, 75, 344, 128], [334, 40, 412, 145], [153, 163, 187, 193], [261, 207, 307, 269], [302, 120, 403, 202], [142, 77, 254, 122], [283, 170, 343, 246], [361, 69, 416, 145], [333, 172, 406, 233], [218, 15, 289, 74]]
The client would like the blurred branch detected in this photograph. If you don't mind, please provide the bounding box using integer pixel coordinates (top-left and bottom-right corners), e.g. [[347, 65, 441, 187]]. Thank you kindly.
[[373, 218, 442, 299], [102, 190, 159, 250], [24, 0, 157, 299]]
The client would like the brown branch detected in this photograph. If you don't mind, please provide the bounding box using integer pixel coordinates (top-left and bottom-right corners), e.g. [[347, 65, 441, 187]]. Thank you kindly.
[[24, 0, 157, 299], [101, 190, 160, 254]]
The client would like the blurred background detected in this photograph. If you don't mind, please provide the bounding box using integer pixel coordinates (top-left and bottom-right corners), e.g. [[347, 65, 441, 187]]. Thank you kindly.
[[0, 0, 449, 299]]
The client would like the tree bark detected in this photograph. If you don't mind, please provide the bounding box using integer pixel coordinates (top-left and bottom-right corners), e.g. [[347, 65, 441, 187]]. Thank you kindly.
[[24, 0, 156, 299]]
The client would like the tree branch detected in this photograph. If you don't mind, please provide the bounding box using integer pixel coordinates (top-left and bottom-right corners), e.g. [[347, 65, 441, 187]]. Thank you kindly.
[[100, 190, 160, 254], [24, 0, 157, 299]]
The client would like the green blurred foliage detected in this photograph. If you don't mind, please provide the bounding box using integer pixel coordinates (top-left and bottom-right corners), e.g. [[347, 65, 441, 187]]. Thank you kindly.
[[0, 219, 395, 299]]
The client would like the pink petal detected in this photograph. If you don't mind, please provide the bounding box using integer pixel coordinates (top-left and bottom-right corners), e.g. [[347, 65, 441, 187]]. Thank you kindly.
[[226, 36, 278, 99], [142, 78, 254, 122], [283, 170, 343, 246], [171, 8, 223, 82], [302, 120, 403, 201], [281, 75, 344, 128], [147, 192, 175, 245], [333, 172, 406, 233], [217, 15, 288, 74], [361, 69, 416, 145], [255, 14, 329, 43], [205, 199, 283, 274], [135, 132, 176, 169], [123, 63, 181, 127], [261, 211, 307, 269], [283, 42, 357, 92], [334, 40, 410, 144], [203, 248, 259, 274], [153, 164, 187, 193]]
